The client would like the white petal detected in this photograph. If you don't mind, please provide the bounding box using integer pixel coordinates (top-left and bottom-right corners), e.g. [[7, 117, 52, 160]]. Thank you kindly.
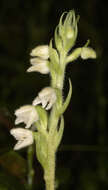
[[15, 105, 33, 115], [45, 102, 53, 110], [41, 98, 48, 108], [10, 128, 34, 150], [46, 95, 57, 110], [32, 97, 41, 106], [30, 45, 49, 59], [30, 58, 47, 65], [10, 128, 27, 140], [27, 63, 49, 74], [38, 87, 53, 98], [14, 105, 38, 128], [15, 117, 24, 125], [13, 137, 33, 150], [25, 110, 38, 128]]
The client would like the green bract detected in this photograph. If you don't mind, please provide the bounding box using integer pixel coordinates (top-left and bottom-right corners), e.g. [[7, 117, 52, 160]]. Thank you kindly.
[[35, 106, 48, 131]]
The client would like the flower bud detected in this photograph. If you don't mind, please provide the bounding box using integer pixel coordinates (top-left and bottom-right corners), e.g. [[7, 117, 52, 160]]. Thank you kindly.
[[81, 47, 96, 60], [58, 10, 78, 52]]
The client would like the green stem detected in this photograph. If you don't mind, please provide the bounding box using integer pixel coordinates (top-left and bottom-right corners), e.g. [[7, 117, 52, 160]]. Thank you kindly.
[[27, 145, 34, 190], [44, 51, 66, 190], [44, 143, 55, 190]]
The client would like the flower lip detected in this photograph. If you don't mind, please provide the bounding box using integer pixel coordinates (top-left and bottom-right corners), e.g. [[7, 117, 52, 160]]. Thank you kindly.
[[10, 128, 34, 150], [15, 105, 39, 128], [32, 87, 57, 110]]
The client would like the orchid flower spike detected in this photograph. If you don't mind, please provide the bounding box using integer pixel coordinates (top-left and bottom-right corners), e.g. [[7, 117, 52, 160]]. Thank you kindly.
[[10, 128, 34, 150], [15, 105, 39, 128], [33, 87, 57, 110]]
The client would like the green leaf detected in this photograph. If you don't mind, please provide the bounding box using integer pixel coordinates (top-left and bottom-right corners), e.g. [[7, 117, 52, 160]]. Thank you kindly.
[[36, 106, 48, 130], [55, 116, 64, 151], [54, 26, 63, 52], [49, 40, 59, 65], [34, 132, 48, 169], [59, 79, 72, 115], [49, 40, 62, 78]]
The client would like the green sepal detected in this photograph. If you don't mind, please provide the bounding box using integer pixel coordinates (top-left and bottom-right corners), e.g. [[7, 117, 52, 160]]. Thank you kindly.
[[58, 11, 67, 39], [55, 116, 64, 151], [49, 40, 62, 76], [49, 40, 59, 65], [35, 106, 48, 130], [64, 10, 74, 29], [34, 132, 48, 169], [59, 79, 72, 115], [54, 26, 63, 52]]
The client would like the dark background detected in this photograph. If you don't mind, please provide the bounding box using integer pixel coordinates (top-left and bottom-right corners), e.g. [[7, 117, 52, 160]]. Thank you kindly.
[[0, 0, 108, 189]]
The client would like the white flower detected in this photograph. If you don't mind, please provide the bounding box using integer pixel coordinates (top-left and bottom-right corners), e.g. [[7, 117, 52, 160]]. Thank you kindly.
[[15, 105, 38, 128], [81, 47, 96, 60], [33, 87, 57, 110], [27, 57, 49, 74], [30, 45, 49, 59], [10, 128, 34, 150]]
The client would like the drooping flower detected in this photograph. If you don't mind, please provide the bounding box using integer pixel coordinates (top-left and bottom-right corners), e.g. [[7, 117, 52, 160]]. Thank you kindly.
[[10, 128, 34, 150], [32, 87, 57, 110], [15, 105, 39, 128], [27, 57, 49, 74], [81, 47, 96, 59], [30, 45, 49, 59]]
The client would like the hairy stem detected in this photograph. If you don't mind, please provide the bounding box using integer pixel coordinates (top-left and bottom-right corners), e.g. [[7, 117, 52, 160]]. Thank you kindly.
[[44, 143, 55, 190], [44, 51, 66, 190]]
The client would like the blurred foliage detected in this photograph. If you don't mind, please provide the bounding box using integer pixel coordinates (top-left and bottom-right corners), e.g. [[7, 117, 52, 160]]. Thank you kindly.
[[0, 151, 27, 178], [0, 171, 26, 190], [0, 0, 108, 189]]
